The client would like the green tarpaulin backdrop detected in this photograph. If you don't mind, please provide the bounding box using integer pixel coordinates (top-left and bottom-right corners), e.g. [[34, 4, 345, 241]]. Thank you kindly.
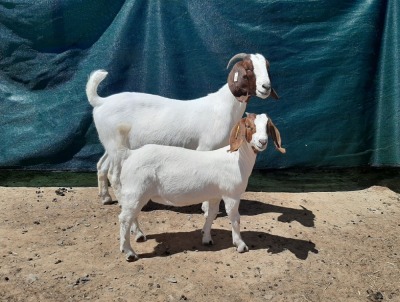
[[0, 0, 399, 171]]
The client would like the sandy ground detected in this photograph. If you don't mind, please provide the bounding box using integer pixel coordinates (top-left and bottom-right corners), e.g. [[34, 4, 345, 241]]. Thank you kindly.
[[0, 181, 399, 301]]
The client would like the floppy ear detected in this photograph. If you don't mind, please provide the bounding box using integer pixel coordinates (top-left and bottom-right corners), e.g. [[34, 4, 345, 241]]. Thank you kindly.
[[266, 60, 279, 100], [228, 62, 252, 103], [267, 118, 286, 153], [270, 88, 279, 100], [229, 118, 246, 152]]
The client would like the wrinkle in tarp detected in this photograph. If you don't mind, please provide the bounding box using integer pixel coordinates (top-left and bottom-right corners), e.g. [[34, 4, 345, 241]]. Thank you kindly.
[[0, 0, 398, 170]]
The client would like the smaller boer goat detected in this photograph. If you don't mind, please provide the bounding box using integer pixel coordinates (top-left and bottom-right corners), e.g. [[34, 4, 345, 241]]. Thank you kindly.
[[116, 113, 285, 261], [86, 53, 279, 205]]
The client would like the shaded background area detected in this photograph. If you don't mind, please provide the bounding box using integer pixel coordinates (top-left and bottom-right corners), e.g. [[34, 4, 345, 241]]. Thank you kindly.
[[0, 0, 399, 171], [1, 169, 398, 194]]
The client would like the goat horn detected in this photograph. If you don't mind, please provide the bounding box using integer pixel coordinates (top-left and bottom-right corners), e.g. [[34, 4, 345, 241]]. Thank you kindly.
[[226, 53, 249, 69]]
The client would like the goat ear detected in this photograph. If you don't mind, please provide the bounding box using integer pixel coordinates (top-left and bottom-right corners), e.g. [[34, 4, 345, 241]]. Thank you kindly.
[[228, 62, 252, 103], [237, 94, 250, 103], [267, 118, 286, 154], [270, 88, 279, 100], [229, 118, 246, 152], [266, 60, 279, 100]]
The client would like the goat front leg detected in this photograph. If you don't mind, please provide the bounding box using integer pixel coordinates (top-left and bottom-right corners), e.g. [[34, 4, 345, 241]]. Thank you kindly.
[[119, 196, 149, 261], [201, 199, 220, 245], [223, 197, 248, 253], [97, 153, 113, 205], [119, 207, 138, 261]]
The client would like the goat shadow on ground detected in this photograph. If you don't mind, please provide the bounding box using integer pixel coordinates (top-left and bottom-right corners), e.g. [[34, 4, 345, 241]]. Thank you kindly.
[[138, 229, 318, 261], [142, 199, 315, 228]]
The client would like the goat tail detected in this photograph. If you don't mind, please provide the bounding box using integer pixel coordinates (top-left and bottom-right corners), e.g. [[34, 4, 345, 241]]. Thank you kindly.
[[86, 70, 108, 107]]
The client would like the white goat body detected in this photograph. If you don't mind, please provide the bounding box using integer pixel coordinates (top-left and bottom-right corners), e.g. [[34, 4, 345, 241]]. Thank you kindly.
[[86, 53, 279, 205], [90, 84, 243, 155], [116, 113, 285, 261]]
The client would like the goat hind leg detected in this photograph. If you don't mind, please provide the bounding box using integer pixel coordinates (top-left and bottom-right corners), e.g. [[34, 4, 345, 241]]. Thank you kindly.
[[202, 200, 222, 218], [108, 159, 124, 202], [97, 153, 113, 205]]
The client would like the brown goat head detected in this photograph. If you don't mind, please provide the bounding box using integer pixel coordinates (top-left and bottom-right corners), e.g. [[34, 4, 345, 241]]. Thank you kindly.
[[227, 53, 279, 103], [229, 113, 286, 154], [228, 114, 257, 152]]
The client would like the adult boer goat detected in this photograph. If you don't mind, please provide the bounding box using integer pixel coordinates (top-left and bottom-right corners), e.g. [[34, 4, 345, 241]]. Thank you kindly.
[[86, 53, 279, 205], [116, 113, 285, 261]]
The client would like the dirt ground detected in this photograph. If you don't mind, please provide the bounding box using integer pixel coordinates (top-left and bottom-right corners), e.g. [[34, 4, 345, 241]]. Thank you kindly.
[[0, 171, 399, 302]]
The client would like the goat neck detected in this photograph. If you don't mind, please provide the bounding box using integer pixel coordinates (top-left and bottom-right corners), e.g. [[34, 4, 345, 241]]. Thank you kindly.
[[204, 84, 247, 146], [236, 141, 258, 180], [211, 83, 247, 106], [218, 83, 247, 113]]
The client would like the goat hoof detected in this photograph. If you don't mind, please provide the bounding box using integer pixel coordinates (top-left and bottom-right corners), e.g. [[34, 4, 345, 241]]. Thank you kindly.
[[237, 243, 249, 253], [202, 239, 214, 246], [126, 252, 139, 262], [135, 234, 147, 242], [101, 196, 114, 205]]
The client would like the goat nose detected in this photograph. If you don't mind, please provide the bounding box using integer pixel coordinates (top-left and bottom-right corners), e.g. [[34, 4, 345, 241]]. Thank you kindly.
[[259, 139, 267, 145], [262, 84, 271, 91]]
